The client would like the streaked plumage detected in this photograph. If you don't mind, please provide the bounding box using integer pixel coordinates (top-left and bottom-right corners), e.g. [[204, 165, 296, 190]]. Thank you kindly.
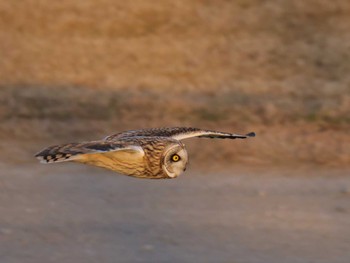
[[35, 127, 255, 179]]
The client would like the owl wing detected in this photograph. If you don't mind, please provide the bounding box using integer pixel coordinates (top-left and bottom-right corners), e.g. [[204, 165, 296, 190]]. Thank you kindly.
[[105, 127, 255, 141], [104, 127, 194, 140], [35, 140, 144, 164], [169, 128, 255, 140]]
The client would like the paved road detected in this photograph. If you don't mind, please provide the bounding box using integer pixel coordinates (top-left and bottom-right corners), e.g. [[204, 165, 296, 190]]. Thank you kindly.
[[0, 163, 349, 263]]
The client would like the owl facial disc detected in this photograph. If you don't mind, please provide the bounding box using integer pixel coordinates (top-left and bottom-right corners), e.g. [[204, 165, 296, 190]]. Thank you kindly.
[[162, 144, 188, 178]]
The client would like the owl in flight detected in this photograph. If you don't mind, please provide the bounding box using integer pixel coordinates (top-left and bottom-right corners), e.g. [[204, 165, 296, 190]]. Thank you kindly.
[[35, 127, 255, 179]]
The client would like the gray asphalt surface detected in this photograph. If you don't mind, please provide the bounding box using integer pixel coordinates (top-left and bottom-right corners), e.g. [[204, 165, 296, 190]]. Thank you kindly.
[[0, 163, 349, 263]]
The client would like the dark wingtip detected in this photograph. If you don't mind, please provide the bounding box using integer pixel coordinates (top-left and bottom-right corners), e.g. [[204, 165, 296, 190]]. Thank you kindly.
[[246, 132, 256, 137], [34, 151, 42, 157], [35, 148, 47, 157]]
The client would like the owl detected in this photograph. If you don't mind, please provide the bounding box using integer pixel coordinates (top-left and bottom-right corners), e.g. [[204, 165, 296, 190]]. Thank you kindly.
[[35, 127, 255, 179]]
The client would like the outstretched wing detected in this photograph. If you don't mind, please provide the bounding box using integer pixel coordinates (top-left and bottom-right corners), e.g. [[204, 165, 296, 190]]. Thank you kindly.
[[105, 127, 255, 141], [35, 140, 144, 164], [171, 129, 255, 141]]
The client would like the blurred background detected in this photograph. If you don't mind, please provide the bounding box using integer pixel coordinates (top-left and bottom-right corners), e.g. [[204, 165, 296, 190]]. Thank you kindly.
[[0, 1, 349, 262], [1, 0, 349, 166]]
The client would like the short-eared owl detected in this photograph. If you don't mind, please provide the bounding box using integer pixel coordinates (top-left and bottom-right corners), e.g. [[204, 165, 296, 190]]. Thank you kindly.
[[35, 127, 255, 179]]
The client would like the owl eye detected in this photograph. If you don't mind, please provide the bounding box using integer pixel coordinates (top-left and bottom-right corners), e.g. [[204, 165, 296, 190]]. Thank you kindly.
[[171, 154, 181, 162]]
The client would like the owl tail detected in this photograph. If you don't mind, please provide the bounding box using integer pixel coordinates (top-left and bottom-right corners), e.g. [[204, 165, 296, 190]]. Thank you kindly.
[[35, 142, 87, 164]]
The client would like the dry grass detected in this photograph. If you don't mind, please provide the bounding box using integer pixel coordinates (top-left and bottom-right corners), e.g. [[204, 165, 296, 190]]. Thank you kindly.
[[0, 86, 349, 167]]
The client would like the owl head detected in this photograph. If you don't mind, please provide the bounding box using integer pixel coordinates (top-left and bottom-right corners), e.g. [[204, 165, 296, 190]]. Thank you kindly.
[[162, 143, 188, 178]]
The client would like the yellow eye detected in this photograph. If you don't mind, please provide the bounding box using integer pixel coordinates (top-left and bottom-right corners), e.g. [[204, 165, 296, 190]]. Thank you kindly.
[[171, 154, 180, 162]]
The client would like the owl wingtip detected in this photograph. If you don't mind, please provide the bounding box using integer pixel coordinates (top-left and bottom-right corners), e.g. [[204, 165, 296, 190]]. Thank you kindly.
[[246, 132, 256, 137], [35, 155, 48, 164], [35, 151, 76, 164]]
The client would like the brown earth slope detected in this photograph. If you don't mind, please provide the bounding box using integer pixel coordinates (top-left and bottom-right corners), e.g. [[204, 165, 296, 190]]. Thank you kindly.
[[0, 1, 349, 167]]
